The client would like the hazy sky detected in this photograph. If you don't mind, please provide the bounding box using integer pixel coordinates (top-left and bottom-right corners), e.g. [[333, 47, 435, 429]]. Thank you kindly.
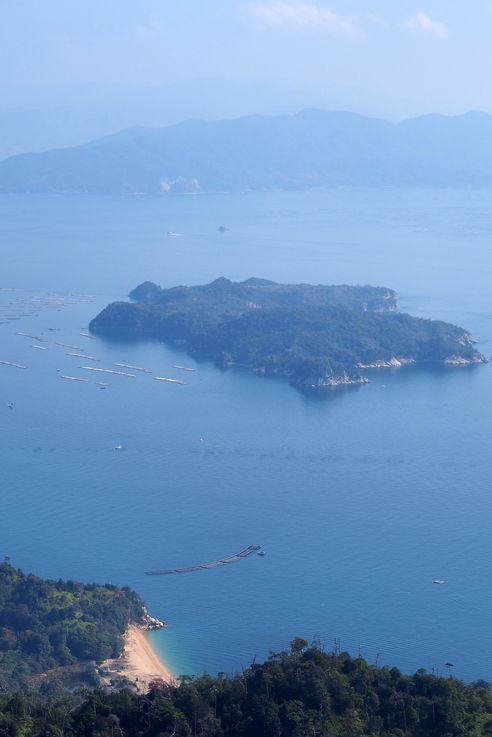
[[2, 0, 491, 114]]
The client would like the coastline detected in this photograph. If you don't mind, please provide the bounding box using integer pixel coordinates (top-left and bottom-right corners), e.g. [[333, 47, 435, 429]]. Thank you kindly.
[[99, 625, 173, 692]]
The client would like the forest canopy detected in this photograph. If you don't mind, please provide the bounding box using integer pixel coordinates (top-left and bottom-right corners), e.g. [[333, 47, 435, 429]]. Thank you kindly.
[[0, 562, 145, 692], [0, 640, 492, 736], [90, 278, 485, 390]]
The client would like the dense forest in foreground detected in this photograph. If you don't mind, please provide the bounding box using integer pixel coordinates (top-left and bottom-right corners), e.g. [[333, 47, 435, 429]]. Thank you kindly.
[[1, 565, 492, 735], [1, 640, 492, 736], [0, 562, 145, 692]]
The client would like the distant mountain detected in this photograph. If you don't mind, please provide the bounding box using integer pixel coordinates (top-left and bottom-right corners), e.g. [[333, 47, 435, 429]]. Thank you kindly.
[[0, 79, 422, 160], [2, 109, 492, 194]]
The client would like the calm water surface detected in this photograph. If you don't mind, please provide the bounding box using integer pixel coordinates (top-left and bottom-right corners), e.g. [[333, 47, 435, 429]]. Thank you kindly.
[[1, 188, 491, 681]]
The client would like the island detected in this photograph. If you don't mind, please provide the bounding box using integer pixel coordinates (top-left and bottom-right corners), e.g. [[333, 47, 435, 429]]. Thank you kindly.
[[89, 278, 485, 391]]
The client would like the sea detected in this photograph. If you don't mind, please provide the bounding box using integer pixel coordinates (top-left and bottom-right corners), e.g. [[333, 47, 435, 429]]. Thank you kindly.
[[1, 187, 492, 682]]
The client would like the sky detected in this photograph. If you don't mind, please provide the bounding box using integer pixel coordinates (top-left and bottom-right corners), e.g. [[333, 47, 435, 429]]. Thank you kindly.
[[1, 0, 491, 117]]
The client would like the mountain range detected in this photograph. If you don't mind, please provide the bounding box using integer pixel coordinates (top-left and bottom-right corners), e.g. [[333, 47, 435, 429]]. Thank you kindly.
[[1, 108, 492, 194], [0, 79, 420, 161]]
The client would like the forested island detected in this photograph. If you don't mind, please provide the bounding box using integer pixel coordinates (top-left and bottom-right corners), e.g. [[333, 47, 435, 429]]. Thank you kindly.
[[0, 562, 146, 692], [89, 278, 485, 391]]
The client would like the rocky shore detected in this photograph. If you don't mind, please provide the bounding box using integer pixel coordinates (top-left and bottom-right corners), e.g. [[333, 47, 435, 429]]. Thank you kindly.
[[356, 357, 416, 369], [301, 371, 370, 389], [443, 354, 487, 365], [141, 608, 166, 631]]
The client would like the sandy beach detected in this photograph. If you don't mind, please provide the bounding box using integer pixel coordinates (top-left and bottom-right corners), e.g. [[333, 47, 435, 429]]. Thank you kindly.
[[100, 625, 173, 692]]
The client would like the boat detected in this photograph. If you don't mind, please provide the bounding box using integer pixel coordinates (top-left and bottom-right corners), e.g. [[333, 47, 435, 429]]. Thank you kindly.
[[257, 550, 266, 557], [115, 444, 124, 451], [433, 579, 445, 585]]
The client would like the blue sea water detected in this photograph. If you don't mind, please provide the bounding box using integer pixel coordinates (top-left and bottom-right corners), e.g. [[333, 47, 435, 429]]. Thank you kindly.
[[1, 188, 492, 682]]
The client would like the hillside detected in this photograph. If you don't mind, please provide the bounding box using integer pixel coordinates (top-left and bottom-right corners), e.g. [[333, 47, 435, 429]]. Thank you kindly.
[[0, 562, 146, 692], [2, 109, 492, 193], [1, 641, 492, 735], [89, 278, 485, 391]]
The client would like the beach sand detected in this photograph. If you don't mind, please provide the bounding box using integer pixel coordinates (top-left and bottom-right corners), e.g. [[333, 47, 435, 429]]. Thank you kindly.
[[100, 624, 173, 692]]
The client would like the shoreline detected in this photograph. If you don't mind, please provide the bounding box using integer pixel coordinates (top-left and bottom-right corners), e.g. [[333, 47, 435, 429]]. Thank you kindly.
[[99, 624, 173, 692]]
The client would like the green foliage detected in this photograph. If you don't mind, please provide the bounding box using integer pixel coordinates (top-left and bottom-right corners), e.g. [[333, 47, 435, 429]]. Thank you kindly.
[[90, 278, 484, 390], [1, 566, 490, 734], [1, 642, 492, 735], [0, 564, 145, 692]]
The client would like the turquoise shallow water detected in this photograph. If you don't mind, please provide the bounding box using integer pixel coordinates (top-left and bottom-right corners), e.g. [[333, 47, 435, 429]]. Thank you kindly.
[[1, 188, 492, 681]]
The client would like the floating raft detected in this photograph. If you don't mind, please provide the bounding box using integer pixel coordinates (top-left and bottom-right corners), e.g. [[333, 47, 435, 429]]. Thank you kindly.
[[16, 331, 45, 342], [80, 366, 135, 377], [56, 342, 83, 350], [67, 352, 100, 361], [145, 545, 262, 576], [154, 376, 187, 385], [0, 359, 27, 369], [115, 362, 152, 373]]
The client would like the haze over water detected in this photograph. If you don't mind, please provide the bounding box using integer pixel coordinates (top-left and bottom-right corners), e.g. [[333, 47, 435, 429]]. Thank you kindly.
[[1, 188, 491, 681]]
